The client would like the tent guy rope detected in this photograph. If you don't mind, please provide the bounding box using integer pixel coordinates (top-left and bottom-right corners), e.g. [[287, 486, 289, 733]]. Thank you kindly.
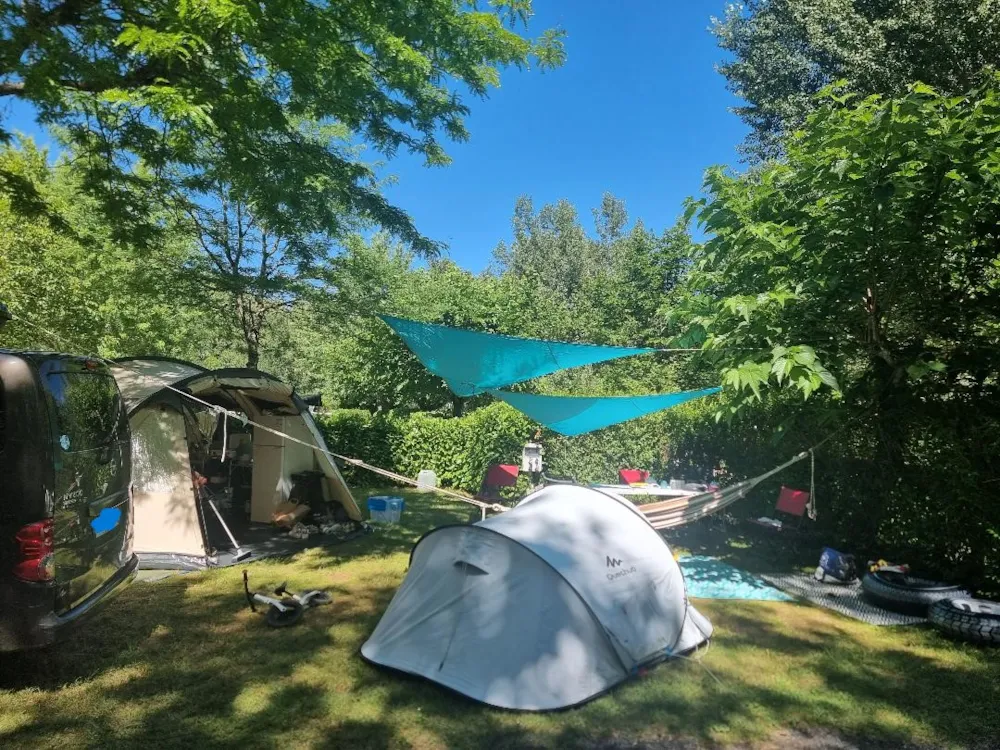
[[8, 311, 504, 516]]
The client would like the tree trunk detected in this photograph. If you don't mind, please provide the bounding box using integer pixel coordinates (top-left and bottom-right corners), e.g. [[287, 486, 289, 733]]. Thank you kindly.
[[246, 343, 259, 370], [452, 395, 465, 417]]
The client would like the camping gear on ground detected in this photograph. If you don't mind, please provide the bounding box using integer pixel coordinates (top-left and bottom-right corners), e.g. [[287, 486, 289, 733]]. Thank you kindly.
[[361, 484, 712, 711], [243, 570, 331, 628], [679, 556, 793, 601], [928, 598, 1000, 645], [477, 464, 520, 504], [416, 469, 438, 491], [861, 571, 970, 616], [762, 572, 926, 626], [289, 470, 329, 514], [868, 559, 910, 575], [367, 496, 405, 524], [814, 547, 858, 584], [619, 469, 650, 485], [200, 483, 251, 562], [111, 357, 361, 570], [271, 501, 310, 528], [488, 388, 722, 436]]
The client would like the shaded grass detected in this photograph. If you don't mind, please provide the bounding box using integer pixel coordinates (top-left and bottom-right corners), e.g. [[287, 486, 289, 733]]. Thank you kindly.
[[0, 488, 997, 749]]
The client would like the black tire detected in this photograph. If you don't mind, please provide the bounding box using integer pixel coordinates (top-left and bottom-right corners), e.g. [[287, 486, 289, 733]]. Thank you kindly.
[[266, 601, 304, 628], [929, 598, 1000, 646], [860, 571, 969, 616]]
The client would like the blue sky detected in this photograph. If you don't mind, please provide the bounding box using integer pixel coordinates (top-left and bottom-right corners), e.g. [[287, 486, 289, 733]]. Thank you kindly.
[[1, 1, 748, 273], [380, 1, 748, 271]]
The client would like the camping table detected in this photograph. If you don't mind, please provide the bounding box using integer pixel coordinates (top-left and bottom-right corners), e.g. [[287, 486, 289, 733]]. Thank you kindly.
[[589, 484, 698, 499]]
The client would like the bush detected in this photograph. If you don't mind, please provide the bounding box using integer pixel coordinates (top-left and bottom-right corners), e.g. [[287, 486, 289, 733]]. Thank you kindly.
[[314, 409, 401, 484], [318, 401, 723, 494]]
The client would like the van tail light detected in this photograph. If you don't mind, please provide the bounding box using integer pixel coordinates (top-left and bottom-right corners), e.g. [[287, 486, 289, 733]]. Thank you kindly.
[[13, 519, 55, 582]]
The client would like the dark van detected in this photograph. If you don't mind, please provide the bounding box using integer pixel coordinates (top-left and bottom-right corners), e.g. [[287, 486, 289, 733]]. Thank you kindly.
[[0, 351, 137, 651]]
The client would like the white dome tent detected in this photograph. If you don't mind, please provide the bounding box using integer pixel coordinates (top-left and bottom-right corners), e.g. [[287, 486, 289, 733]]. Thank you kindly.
[[361, 484, 712, 711]]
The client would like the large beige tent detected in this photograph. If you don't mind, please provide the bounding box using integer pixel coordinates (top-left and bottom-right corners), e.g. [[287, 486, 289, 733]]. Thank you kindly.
[[111, 358, 361, 569]]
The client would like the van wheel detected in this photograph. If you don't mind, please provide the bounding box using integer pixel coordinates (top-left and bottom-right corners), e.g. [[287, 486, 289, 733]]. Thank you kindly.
[[266, 601, 304, 628], [861, 571, 968, 615], [929, 599, 1000, 645]]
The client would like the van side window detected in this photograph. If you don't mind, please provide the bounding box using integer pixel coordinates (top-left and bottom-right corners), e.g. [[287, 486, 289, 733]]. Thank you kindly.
[[43, 371, 123, 452]]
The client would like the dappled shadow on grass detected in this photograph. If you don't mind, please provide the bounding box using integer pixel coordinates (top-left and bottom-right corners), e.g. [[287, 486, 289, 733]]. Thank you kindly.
[[1, 486, 998, 749], [663, 517, 822, 576]]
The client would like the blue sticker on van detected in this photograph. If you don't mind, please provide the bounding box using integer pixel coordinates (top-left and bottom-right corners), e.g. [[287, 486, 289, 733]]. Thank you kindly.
[[91, 507, 121, 536]]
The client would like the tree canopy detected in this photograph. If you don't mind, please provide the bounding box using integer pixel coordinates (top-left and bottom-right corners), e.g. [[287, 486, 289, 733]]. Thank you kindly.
[[713, 0, 1000, 160], [0, 0, 564, 246]]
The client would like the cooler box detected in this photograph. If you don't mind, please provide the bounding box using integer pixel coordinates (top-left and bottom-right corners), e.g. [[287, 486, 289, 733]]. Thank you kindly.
[[368, 496, 405, 524]]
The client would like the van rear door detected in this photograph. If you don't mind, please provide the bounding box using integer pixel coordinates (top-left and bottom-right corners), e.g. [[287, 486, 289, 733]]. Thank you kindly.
[[38, 358, 131, 614]]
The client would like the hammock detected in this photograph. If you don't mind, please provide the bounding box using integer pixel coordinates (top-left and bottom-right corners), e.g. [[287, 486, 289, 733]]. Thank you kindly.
[[633, 451, 809, 530]]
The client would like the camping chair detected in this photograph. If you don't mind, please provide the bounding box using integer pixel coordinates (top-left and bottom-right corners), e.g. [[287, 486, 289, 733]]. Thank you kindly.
[[477, 464, 520, 504], [749, 485, 811, 533], [618, 468, 650, 485]]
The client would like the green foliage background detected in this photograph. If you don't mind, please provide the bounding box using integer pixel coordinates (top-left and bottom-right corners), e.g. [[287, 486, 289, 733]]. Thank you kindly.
[[1, 6, 998, 595]]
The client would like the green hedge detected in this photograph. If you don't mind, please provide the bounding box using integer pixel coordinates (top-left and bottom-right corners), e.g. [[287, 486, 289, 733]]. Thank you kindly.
[[315, 401, 717, 494]]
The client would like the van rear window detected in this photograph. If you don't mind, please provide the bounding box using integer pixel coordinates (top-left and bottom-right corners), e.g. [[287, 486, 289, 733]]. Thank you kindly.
[[43, 371, 123, 452]]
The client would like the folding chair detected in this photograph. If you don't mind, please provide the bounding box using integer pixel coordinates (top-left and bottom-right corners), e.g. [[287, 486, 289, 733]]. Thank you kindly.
[[618, 468, 650, 485], [749, 485, 811, 532], [476, 464, 520, 504]]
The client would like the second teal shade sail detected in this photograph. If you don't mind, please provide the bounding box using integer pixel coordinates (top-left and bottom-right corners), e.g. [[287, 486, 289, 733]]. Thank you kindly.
[[489, 387, 722, 436]]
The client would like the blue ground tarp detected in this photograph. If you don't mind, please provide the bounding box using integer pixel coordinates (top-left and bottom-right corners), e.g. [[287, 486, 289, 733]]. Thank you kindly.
[[678, 556, 793, 601], [489, 388, 722, 436]]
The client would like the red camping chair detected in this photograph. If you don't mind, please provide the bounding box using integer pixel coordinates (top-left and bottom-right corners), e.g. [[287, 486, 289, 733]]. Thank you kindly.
[[477, 464, 519, 503], [750, 485, 811, 532], [618, 468, 650, 485]]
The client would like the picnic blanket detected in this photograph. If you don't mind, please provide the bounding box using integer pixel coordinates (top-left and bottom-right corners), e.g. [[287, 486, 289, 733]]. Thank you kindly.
[[678, 556, 793, 601], [762, 572, 925, 626]]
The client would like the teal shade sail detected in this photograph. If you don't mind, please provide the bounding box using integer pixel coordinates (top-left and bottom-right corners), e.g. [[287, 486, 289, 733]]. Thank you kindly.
[[489, 387, 722, 436], [380, 315, 657, 397]]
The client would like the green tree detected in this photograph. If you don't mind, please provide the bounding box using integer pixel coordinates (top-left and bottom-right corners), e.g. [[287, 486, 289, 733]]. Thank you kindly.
[[0, 140, 224, 359], [0, 0, 564, 246], [679, 79, 1000, 578], [713, 0, 1000, 160]]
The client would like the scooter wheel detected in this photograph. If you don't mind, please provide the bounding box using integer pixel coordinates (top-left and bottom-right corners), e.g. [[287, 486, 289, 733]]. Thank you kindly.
[[266, 601, 304, 628], [303, 591, 332, 607]]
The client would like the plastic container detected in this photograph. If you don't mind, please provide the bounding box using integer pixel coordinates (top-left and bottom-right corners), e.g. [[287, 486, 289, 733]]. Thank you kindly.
[[416, 469, 438, 492], [367, 496, 405, 524]]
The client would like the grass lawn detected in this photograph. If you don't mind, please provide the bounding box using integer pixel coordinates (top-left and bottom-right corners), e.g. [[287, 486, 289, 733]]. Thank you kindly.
[[1, 488, 997, 749]]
